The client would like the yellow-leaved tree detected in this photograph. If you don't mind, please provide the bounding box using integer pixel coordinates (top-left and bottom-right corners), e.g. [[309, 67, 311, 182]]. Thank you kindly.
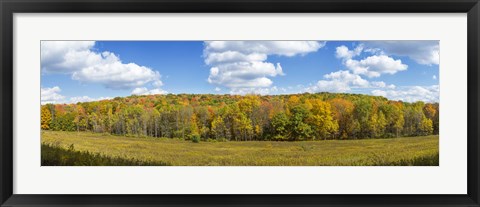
[[41, 105, 52, 130], [306, 99, 339, 140]]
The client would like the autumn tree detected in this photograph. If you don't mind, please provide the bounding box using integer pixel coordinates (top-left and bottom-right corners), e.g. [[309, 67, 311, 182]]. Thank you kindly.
[[211, 115, 227, 140], [329, 98, 355, 139], [306, 99, 338, 140], [40, 92, 439, 141], [424, 103, 439, 134], [41, 105, 52, 130], [354, 99, 374, 138], [420, 116, 434, 135]]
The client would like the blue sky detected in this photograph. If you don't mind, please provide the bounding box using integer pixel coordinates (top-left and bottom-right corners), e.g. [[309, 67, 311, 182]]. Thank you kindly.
[[41, 40, 439, 104]]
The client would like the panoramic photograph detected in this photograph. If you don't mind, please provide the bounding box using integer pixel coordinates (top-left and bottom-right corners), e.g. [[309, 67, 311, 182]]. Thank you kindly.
[[40, 40, 439, 166]]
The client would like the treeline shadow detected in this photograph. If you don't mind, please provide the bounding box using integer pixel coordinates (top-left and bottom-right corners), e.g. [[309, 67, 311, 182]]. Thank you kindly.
[[41, 143, 170, 166]]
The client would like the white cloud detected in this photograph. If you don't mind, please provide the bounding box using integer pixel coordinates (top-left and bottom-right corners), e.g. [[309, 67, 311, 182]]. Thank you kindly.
[[205, 41, 325, 57], [371, 85, 439, 103], [336, 44, 363, 60], [207, 62, 283, 88], [152, 80, 163, 88], [214, 87, 221, 92], [230, 86, 279, 95], [131, 87, 168, 95], [41, 86, 65, 104], [131, 87, 148, 95], [204, 41, 325, 92], [370, 81, 386, 88], [345, 55, 408, 78], [68, 96, 112, 103], [306, 42, 427, 98], [323, 70, 369, 87], [41, 86, 112, 104], [41, 41, 165, 91], [433, 75, 437, 80], [363, 41, 439, 65], [205, 51, 267, 65], [41, 41, 96, 73], [304, 70, 395, 93], [306, 81, 350, 93], [70, 52, 162, 89], [336, 45, 408, 78]]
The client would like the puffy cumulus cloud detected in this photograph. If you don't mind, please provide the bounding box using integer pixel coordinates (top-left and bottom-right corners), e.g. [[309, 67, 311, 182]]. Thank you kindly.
[[362, 41, 439, 65], [304, 70, 395, 93], [323, 70, 369, 88], [336, 45, 408, 78], [335, 45, 363, 60], [131, 87, 168, 95], [205, 41, 325, 57], [204, 41, 325, 93], [41, 86, 65, 104], [41, 41, 165, 91], [345, 55, 408, 78], [305, 80, 349, 93], [207, 62, 282, 88], [41, 41, 96, 73], [371, 85, 439, 103], [71, 52, 162, 89]]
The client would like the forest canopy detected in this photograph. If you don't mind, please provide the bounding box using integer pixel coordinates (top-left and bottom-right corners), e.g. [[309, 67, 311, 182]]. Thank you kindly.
[[41, 92, 439, 141]]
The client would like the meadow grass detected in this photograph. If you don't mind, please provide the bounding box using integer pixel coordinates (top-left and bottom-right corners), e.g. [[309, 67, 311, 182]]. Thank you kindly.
[[41, 131, 439, 166], [41, 143, 168, 166]]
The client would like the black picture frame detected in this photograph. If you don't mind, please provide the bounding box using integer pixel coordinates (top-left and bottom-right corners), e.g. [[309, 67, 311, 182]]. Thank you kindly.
[[1, 0, 479, 206]]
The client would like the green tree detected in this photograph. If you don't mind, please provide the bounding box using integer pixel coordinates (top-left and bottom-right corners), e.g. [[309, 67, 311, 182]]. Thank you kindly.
[[40, 92, 438, 141], [354, 99, 374, 138], [270, 112, 289, 141], [288, 105, 313, 141]]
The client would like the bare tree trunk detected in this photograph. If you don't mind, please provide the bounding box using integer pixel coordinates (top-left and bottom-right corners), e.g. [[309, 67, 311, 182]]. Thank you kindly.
[[155, 118, 158, 137]]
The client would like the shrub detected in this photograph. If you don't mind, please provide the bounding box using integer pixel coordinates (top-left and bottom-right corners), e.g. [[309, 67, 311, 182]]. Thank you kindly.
[[217, 137, 228, 142], [300, 143, 314, 151], [206, 138, 217, 143], [191, 135, 200, 143]]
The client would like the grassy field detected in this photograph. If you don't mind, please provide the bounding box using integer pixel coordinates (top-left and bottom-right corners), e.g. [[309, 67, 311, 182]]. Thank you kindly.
[[41, 131, 439, 166]]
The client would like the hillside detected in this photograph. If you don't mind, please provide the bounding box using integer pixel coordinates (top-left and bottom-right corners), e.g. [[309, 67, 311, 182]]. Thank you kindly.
[[41, 92, 439, 141]]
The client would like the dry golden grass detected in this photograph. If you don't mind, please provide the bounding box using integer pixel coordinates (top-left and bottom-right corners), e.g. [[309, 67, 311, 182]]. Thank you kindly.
[[41, 131, 439, 166]]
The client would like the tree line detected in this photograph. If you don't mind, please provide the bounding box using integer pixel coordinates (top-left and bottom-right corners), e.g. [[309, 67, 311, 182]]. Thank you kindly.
[[41, 93, 439, 141]]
